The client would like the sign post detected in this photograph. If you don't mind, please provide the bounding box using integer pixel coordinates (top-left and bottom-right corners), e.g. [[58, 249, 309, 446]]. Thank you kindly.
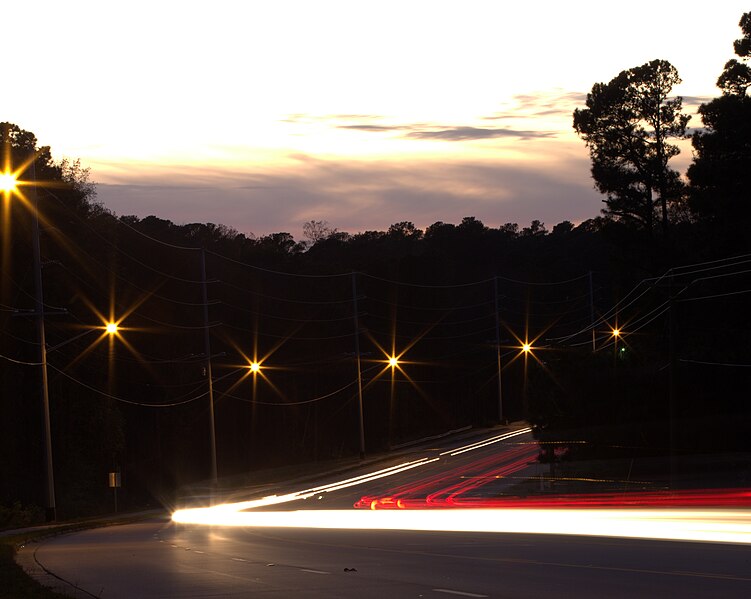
[[108, 471, 121, 513]]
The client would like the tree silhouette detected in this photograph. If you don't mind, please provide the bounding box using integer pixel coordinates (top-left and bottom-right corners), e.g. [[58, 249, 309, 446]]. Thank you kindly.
[[717, 11, 751, 95], [573, 60, 690, 236], [689, 12, 751, 237]]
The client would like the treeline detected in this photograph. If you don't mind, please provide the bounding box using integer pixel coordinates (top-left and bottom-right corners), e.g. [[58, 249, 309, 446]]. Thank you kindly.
[[1, 12, 750, 521]]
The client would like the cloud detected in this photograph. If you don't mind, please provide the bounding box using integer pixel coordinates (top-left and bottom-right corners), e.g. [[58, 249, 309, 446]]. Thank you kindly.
[[337, 124, 408, 132], [95, 149, 602, 241], [286, 112, 556, 141], [483, 91, 588, 120], [680, 95, 716, 109], [404, 126, 555, 141]]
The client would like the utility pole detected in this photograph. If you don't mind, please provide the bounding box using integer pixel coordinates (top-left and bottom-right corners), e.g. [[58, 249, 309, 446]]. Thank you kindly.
[[493, 277, 504, 424], [30, 165, 56, 522], [200, 248, 218, 487], [668, 271, 677, 488], [351, 272, 366, 459], [589, 271, 596, 352]]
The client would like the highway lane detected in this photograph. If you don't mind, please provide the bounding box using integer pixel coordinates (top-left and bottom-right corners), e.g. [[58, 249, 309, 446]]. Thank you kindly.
[[24, 425, 751, 597], [30, 518, 751, 598]]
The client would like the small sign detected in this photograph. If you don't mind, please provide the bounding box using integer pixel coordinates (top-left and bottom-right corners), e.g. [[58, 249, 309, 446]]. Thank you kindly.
[[108, 472, 121, 488]]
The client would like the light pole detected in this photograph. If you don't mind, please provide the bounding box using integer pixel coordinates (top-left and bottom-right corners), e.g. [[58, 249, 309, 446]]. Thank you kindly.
[[199, 248, 218, 487], [388, 355, 398, 449], [521, 341, 532, 412], [493, 277, 504, 424], [3, 166, 58, 520]]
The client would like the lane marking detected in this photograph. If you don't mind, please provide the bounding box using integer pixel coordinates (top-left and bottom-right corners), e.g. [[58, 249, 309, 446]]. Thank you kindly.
[[193, 550, 204, 554], [433, 589, 488, 598], [231, 558, 248, 562], [300, 568, 329, 574]]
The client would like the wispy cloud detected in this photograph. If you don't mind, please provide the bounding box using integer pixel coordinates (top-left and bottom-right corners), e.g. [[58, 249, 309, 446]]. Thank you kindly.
[[483, 91, 588, 121], [285, 111, 557, 141], [337, 124, 409, 132], [681, 95, 716, 109], [404, 126, 555, 141]]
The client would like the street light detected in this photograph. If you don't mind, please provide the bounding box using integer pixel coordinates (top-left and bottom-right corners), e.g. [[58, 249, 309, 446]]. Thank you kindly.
[[106, 322, 119, 335], [0, 171, 17, 193], [249, 361, 261, 373], [3, 163, 57, 520]]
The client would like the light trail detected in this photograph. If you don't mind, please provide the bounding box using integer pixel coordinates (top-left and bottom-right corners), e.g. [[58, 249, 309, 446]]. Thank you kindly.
[[172, 507, 751, 545], [440, 428, 531, 456], [174, 456, 441, 515], [171, 425, 750, 545]]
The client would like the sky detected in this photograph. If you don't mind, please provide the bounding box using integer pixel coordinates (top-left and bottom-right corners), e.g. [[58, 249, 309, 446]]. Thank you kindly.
[[4, 1, 749, 240]]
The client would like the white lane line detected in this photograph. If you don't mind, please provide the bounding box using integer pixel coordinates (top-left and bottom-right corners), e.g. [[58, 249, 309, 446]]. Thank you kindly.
[[433, 589, 488, 598], [300, 568, 329, 575], [231, 558, 248, 562], [193, 550, 204, 554]]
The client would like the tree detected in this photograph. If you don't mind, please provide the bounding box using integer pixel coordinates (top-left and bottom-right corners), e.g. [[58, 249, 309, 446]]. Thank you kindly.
[[302, 219, 337, 246], [689, 12, 751, 234], [717, 11, 751, 95], [387, 221, 422, 238], [573, 60, 690, 236]]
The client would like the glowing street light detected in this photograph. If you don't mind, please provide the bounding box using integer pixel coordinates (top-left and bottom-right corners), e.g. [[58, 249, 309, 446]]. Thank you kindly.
[[612, 328, 620, 338], [0, 170, 17, 194], [249, 361, 261, 373], [105, 322, 119, 335], [388, 356, 399, 368], [522, 342, 532, 353]]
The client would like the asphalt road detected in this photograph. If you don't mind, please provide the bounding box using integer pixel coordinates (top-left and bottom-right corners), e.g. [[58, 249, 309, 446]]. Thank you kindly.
[[23, 426, 751, 598], [28, 519, 751, 598]]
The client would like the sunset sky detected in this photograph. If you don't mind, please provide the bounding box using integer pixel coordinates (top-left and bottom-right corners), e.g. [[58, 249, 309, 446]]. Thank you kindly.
[[5, 1, 749, 239]]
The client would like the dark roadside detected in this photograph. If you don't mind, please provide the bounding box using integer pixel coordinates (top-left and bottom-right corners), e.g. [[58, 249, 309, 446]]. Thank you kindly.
[[506, 422, 751, 500]]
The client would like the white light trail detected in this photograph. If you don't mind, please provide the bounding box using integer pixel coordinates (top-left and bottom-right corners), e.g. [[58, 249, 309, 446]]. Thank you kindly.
[[440, 427, 532, 456], [176, 427, 530, 516], [172, 507, 751, 545], [175, 456, 441, 515]]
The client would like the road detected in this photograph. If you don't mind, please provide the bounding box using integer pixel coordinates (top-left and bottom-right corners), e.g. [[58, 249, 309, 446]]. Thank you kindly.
[[23, 425, 751, 598]]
